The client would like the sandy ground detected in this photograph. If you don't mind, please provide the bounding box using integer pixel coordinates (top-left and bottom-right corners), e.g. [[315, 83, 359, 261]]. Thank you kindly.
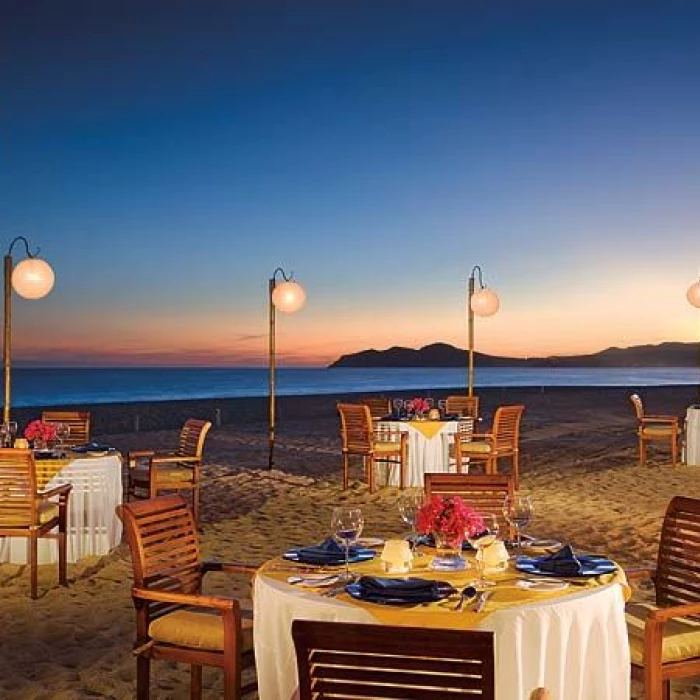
[[2, 385, 700, 699]]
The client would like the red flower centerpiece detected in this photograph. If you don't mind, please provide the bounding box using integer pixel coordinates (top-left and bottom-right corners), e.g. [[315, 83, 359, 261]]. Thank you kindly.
[[407, 397, 431, 419], [417, 495, 484, 571], [24, 420, 58, 450]]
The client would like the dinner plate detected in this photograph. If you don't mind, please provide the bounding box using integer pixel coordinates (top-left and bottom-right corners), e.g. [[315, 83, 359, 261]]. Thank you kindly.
[[283, 549, 376, 566], [87, 450, 110, 457], [355, 537, 385, 548], [523, 538, 563, 551], [516, 554, 618, 578], [516, 579, 569, 592], [345, 579, 455, 605]]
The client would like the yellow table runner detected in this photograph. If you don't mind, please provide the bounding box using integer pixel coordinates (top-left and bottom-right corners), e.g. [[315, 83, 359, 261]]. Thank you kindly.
[[259, 548, 630, 631], [407, 420, 448, 440]]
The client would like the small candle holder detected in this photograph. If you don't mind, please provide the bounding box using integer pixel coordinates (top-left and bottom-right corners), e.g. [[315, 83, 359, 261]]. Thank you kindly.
[[381, 539, 413, 574]]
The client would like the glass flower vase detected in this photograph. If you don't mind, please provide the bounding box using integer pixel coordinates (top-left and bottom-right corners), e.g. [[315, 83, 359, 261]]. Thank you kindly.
[[429, 531, 467, 571]]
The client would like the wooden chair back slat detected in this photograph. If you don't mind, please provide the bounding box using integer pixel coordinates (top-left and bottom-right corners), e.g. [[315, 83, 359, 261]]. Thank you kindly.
[[445, 396, 480, 419], [656, 496, 700, 607], [177, 419, 212, 458], [629, 394, 644, 421], [424, 473, 515, 540], [362, 397, 391, 420], [338, 403, 373, 451], [0, 449, 37, 526], [492, 405, 525, 451], [42, 411, 91, 446], [118, 495, 202, 600], [293, 620, 495, 700]]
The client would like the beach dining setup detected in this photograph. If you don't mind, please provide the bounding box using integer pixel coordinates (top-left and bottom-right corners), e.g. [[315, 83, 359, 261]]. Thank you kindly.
[[4, 245, 700, 700]]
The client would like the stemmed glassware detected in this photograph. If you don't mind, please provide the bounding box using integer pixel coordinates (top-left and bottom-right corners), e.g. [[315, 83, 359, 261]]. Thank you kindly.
[[331, 506, 364, 582], [392, 399, 404, 418], [397, 488, 425, 552], [0, 421, 17, 447], [503, 494, 533, 559], [467, 513, 499, 588], [56, 423, 70, 449], [437, 399, 447, 416]]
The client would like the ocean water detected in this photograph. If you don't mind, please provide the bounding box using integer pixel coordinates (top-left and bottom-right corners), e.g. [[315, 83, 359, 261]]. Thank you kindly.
[[9, 366, 700, 408]]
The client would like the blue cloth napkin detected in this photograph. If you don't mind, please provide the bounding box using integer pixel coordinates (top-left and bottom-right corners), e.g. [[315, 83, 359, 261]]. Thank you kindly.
[[537, 544, 583, 576], [355, 576, 450, 603], [72, 443, 114, 453], [290, 537, 361, 565]]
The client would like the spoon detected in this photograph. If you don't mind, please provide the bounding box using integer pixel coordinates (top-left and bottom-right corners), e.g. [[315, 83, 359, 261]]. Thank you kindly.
[[452, 585, 478, 611], [287, 574, 339, 587]]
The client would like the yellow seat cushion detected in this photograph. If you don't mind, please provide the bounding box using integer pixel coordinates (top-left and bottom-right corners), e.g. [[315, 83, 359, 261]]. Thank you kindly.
[[373, 441, 403, 454], [0, 501, 58, 527], [641, 426, 675, 438], [626, 602, 700, 664], [459, 441, 492, 455], [132, 465, 195, 484], [149, 609, 254, 652], [39, 501, 59, 524]]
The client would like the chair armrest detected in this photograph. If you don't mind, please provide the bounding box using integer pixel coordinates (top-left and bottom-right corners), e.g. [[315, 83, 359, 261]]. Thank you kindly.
[[642, 416, 678, 425], [149, 455, 199, 466], [127, 450, 156, 459], [132, 586, 234, 612], [40, 483, 72, 500], [202, 559, 259, 575], [648, 600, 700, 623], [465, 433, 494, 441], [624, 566, 656, 582]]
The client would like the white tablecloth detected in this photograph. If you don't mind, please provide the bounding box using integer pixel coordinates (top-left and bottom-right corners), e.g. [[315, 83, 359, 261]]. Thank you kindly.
[[381, 420, 459, 487], [253, 574, 629, 700], [0, 454, 123, 564], [686, 406, 700, 466]]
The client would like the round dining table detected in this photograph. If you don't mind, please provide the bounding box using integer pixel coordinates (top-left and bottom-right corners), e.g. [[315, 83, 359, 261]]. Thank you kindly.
[[253, 549, 630, 700]]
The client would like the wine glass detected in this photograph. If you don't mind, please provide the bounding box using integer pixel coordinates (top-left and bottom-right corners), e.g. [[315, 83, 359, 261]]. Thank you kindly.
[[467, 513, 500, 588], [503, 494, 533, 559], [331, 507, 364, 582], [0, 423, 8, 447], [438, 399, 447, 416], [8, 421, 17, 446], [397, 488, 424, 551], [56, 422, 70, 448], [392, 398, 404, 418]]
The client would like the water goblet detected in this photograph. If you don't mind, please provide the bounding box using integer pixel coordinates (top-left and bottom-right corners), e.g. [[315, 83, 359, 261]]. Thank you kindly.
[[392, 399, 404, 418], [56, 422, 70, 448], [467, 513, 500, 588], [8, 421, 17, 446], [503, 494, 533, 559], [331, 506, 364, 582], [397, 488, 424, 552], [0, 423, 8, 447], [437, 399, 447, 416]]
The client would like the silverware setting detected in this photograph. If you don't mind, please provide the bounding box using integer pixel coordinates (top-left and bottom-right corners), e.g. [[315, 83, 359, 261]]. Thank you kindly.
[[474, 590, 492, 612], [452, 585, 478, 612]]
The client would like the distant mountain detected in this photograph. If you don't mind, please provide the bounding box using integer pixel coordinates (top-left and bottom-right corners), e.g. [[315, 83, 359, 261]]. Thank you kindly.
[[328, 341, 700, 368]]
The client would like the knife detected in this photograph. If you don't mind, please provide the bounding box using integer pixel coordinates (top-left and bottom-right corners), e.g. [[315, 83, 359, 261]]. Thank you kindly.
[[474, 590, 492, 612]]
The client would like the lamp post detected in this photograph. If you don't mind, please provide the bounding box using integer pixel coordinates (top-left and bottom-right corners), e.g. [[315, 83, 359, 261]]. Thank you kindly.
[[467, 265, 499, 398], [3, 237, 55, 423], [268, 268, 306, 469]]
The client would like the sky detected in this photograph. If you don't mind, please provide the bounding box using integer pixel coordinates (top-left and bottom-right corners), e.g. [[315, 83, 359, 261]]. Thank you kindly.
[[1, 0, 699, 367]]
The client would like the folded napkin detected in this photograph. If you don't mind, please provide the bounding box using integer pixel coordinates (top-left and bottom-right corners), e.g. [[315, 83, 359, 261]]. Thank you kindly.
[[288, 537, 365, 565], [536, 544, 583, 576], [355, 576, 449, 603], [72, 443, 114, 453]]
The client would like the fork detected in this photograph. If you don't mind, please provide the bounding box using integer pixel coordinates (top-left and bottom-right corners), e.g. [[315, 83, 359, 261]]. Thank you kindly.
[[452, 585, 477, 611]]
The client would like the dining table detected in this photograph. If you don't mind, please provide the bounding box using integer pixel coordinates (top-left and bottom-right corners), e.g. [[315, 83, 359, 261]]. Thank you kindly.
[[685, 405, 700, 467], [378, 418, 462, 487], [0, 451, 123, 565], [253, 544, 631, 700]]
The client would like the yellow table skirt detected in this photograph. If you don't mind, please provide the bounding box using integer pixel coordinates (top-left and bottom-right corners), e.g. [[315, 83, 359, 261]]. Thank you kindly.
[[407, 420, 447, 440], [258, 548, 630, 630]]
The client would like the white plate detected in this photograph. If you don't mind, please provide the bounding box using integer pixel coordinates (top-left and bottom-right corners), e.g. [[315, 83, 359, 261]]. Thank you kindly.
[[87, 450, 109, 457], [517, 579, 569, 592], [523, 538, 562, 550], [355, 537, 385, 548]]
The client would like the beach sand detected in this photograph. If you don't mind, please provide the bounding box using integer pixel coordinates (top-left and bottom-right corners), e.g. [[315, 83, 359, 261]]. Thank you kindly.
[[2, 384, 700, 699]]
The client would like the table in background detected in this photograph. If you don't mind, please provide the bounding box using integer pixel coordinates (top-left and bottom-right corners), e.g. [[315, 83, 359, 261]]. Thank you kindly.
[[380, 419, 460, 487], [686, 406, 700, 466], [254, 556, 630, 700], [0, 453, 123, 565]]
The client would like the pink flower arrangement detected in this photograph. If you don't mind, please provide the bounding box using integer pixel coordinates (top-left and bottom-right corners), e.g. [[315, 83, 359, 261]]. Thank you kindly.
[[24, 420, 58, 442], [416, 495, 484, 548], [407, 397, 431, 415]]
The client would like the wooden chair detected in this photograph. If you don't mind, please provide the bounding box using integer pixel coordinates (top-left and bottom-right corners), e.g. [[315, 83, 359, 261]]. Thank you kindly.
[[338, 403, 408, 493], [0, 448, 71, 598], [424, 473, 516, 541], [292, 620, 495, 699], [41, 410, 91, 447], [117, 495, 257, 700], [446, 417, 475, 473], [456, 404, 525, 488], [445, 395, 480, 419], [361, 397, 391, 420], [630, 393, 680, 467], [126, 418, 211, 525], [626, 496, 700, 700]]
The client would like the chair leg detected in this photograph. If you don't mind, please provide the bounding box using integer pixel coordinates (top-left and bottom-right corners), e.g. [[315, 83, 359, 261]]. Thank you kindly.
[[671, 433, 678, 466], [192, 487, 200, 527], [58, 528, 67, 587], [639, 437, 646, 467], [368, 456, 376, 494], [30, 535, 38, 599], [190, 664, 202, 699], [512, 452, 520, 490], [342, 452, 349, 490], [136, 655, 150, 700]]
